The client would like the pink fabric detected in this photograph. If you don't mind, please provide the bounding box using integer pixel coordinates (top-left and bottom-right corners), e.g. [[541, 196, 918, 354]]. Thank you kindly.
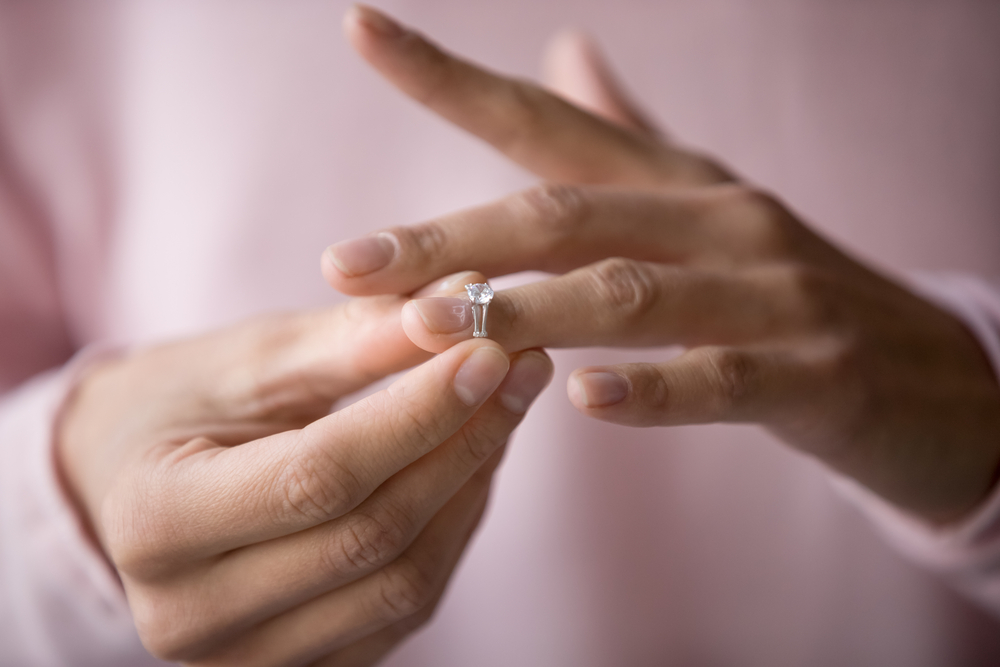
[[0, 351, 160, 667], [1, 1, 999, 665]]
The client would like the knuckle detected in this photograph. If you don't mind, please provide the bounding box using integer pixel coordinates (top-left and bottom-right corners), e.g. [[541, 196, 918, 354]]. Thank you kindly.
[[822, 335, 877, 440], [131, 592, 201, 662], [718, 185, 796, 257], [371, 557, 437, 622], [493, 80, 548, 152], [410, 42, 452, 105], [516, 183, 589, 234], [395, 221, 448, 265], [101, 470, 180, 579], [272, 442, 361, 524], [588, 258, 661, 325], [399, 604, 439, 633], [633, 366, 671, 413], [326, 507, 412, 575], [721, 184, 783, 218], [774, 263, 842, 329], [449, 416, 506, 470], [702, 347, 757, 414], [214, 316, 333, 423], [384, 385, 444, 453], [826, 333, 871, 395], [101, 497, 151, 575]]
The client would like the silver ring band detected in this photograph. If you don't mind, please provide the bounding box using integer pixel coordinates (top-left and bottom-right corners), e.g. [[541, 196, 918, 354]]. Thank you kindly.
[[465, 283, 494, 338]]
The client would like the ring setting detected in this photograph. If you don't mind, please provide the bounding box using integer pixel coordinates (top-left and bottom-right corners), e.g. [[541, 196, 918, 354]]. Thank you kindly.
[[465, 283, 494, 338]]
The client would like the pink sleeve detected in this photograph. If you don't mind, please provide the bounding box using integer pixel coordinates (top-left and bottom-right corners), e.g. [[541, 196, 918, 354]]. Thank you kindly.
[[833, 272, 1000, 619], [0, 352, 166, 667], [0, 144, 161, 664]]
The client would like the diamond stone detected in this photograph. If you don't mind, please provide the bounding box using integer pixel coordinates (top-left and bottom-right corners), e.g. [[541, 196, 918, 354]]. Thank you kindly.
[[465, 283, 494, 305]]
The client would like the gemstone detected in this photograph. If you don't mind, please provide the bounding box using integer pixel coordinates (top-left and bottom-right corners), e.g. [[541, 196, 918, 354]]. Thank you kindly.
[[465, 283, 494, 305]]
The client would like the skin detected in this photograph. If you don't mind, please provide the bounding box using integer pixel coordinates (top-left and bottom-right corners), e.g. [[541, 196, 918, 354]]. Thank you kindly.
[[58, 269, 555, 666], [327, 5, 1000, 527], [54, 6, 1000, 665]]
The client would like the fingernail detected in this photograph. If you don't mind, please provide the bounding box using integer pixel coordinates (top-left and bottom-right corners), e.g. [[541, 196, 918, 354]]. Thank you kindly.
[[572, 372, 629, 407], [351, 4, 406, 39], [454, 348, 509, 407], [411, 298, 471, 334], [499, 352, 553, 415], [435, 271, 481, 294], [326, 233, 396, 277]]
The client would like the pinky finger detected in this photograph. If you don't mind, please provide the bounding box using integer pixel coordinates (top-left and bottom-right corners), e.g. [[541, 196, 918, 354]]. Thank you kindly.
[[566, 345, 828, 428]]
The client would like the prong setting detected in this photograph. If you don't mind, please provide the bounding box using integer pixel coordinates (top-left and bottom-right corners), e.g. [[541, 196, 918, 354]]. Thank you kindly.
[[465, 283, 494, 338]]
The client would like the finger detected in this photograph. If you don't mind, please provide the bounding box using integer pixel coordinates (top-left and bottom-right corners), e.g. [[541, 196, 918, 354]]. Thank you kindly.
[[403, 261, 828, 354], [542, 29, 660, 135], [152, 270, 485, 435], [323, 184, 804, 295], [315, 271, 488, 390], [565, 345, 826, 428], [343, 5, 730, 187], [134, 352, 552, 656], [411, 269, 486, 298], [109, 338, 511, 571], [185, 449, 500, 667], [118, 298, 423, 439]]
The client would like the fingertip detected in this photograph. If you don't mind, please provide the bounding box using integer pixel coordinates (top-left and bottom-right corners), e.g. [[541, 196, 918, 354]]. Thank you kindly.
[[402, 298, 472, 353], [541, 28, 658, 135], [567, 368, 630, 409], [344, 4, 406, 42], [453, 342, 510, 407], [498, 349, 555, 415], [320, 246, 345, 289], [542, 27, 603, 89], [543, 28, 594, 71], [566, 373, 587, 410], [401, 300, 436, 351], [412, 270, 487, 298]]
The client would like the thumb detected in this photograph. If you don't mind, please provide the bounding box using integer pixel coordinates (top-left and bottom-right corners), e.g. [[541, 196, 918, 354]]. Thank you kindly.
[[542, 29, 660, 136]]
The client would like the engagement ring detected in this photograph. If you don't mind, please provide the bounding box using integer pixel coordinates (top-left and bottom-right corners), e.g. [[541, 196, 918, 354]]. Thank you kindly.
[[465, 283, 494, 338]]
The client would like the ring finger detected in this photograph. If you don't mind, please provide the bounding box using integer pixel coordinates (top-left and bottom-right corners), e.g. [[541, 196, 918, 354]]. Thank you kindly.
[[403, 260, 831, 354]]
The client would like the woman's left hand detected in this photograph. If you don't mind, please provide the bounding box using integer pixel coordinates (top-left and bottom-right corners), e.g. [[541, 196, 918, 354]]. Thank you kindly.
[[324, 6, 1000, 525]]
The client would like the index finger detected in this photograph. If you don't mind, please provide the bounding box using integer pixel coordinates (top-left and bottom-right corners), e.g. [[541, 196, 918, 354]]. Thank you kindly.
[[344, 5, 731, 187]]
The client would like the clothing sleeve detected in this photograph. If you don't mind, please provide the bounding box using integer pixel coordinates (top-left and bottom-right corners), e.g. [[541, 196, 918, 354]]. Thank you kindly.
[[0, 356, 169, 667], [0, 154, 165, 665], [833, 272, 1000, 620]]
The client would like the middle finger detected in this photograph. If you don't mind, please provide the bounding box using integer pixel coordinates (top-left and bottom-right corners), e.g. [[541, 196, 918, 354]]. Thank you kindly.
[[324, 183, 800, 297]]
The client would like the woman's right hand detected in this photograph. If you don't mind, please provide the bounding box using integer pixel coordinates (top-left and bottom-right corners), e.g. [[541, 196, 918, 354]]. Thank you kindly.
[[57, 272, 553, 667]]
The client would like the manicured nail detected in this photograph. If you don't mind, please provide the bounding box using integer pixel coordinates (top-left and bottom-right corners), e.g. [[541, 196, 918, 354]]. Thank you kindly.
[[572, 372, 629, 407], [454, 348, 509, 406], [499, 352, 553, 415], [435, 271, 481, 294], [411, 298, 471, 334], [326, 233, 396, 277], [350, 4, 405, 39]]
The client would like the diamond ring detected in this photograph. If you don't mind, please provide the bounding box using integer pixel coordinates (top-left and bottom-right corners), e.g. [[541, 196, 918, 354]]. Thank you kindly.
[[465, 283, 494, 338]]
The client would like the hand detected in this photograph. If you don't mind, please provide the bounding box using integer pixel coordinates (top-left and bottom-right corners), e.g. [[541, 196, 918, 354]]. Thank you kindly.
[[58, 272, 554, 666], [326, 6, 1000, 525]]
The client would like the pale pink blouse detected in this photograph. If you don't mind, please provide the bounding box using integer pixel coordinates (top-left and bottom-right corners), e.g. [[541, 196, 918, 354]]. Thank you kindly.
[[1, 2, 999, 665]]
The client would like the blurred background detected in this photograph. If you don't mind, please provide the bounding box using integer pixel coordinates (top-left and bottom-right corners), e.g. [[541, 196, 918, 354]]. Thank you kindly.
[[1, 2, 999, 665]]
